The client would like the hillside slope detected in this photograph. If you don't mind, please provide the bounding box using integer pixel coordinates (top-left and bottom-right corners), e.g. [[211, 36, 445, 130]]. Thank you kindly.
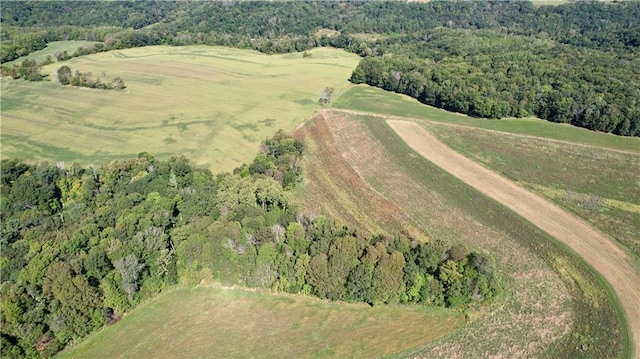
[[388, 120, 639, 359]]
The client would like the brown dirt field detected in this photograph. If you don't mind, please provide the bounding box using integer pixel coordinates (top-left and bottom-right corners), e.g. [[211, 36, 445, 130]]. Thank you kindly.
[[388, 120, 640, 359]]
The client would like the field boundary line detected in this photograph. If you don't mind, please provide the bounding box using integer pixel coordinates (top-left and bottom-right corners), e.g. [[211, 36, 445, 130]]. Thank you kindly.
[[329, 108, 640, 155]]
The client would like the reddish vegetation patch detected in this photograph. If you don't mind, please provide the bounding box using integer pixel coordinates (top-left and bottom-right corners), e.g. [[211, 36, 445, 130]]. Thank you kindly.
[[311, 110, 574, 357], [294, 111, 426, 240]]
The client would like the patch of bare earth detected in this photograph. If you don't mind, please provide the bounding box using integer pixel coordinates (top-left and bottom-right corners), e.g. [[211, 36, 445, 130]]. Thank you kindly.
[[387, 119, 640, 359], [311, 111, 573, 357]]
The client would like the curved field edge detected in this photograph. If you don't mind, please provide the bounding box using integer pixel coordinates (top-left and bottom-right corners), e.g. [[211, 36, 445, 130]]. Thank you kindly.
[[57, 286, 463, 359], [423, 123, 640, 261], [332, 85, 640, 153], [352, 115, 629, 358]]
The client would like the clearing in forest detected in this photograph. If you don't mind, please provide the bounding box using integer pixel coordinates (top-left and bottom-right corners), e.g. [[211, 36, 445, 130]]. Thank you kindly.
[[1, 45, 359, 172]]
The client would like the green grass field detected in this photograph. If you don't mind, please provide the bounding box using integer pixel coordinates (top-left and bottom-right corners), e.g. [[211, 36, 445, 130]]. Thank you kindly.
[[427, 124, 640, 259], [3, 41, 100, 66], [1, 45, 359, 172], [357, 116, 629, 358], [333, 86, 640, 153], [58, 286, 463, 359]]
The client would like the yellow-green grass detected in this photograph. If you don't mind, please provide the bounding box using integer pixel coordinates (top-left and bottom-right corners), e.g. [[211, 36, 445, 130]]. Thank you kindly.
[[1, 46, 360, 172], [3, 40, 100, 66], [333, 85, 640, 153], [58, 286, 463, 359], [427, 123, 640, 259], [530, 0, 570, 6]]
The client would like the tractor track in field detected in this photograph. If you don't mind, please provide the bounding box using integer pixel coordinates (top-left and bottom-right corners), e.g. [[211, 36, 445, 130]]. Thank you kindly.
[[386, 119, 640, 359]]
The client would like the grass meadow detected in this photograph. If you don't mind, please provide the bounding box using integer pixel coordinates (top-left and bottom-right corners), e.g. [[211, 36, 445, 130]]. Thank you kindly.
[[3, 41, 100, 66], [333, 85, 640, 152], [58, 285, 462, 359], [301, 111, 629, 358], [1, 45, 359, 172]]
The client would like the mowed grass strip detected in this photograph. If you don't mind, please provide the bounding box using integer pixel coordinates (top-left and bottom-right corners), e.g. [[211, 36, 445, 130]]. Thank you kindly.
[[332, 85, 640, 153], [316, 111, 627, 358], [359, 117, 629, 359], [1, 46, 360, 172], [58, 286, 463, 359], [427, 123, 640, 259]]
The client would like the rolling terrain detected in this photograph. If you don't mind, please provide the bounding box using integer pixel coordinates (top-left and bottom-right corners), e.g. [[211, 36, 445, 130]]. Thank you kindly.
[[58, 286, 462, 358], [297, 109, 630, 358], [388, 119, 640, 359], [48, 105, 636, 359], [3, 1, 639, 357], [1, 45, 359, 172], [3, 43, 638, 358]]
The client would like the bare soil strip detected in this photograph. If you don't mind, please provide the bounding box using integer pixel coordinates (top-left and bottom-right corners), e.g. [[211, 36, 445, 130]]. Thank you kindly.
[[388, 120, 640, 358], [333, 108, 639, 155]]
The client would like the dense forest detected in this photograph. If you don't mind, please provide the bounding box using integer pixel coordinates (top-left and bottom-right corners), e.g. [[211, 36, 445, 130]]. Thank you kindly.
[[1, 1, 639, 135], [0, 131, 498, 358], [350, 29, 640, 136]]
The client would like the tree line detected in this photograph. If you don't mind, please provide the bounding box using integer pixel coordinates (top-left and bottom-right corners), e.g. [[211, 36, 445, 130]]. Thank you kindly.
[[0, 130, 498, 358], [349, 28, 640, 136], [56, 65, 125, 91], [2, 1, 638, 58]]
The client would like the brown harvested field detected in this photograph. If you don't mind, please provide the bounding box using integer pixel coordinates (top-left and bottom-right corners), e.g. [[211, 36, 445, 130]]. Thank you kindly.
[[388, 120, 640, 359], [299, 111, 576, 357]]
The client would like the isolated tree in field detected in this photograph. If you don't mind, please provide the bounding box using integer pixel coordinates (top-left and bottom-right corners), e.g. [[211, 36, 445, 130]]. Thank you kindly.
[[112, 77, 126, 91], [318, 87, 334, 106], [57, 66, 72, 85]]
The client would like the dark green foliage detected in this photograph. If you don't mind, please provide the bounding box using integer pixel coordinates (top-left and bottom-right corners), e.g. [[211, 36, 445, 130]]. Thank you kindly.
[[56, 65, 71, 85], [350, 29, 640, 136], [246, 129, 303, 189], [0, 130, 497, 357]]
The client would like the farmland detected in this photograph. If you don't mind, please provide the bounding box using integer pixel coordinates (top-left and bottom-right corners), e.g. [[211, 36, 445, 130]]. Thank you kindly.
[[58, 286, 462, 359], [333, 86, 640, 152], [1, 45, 359, 172], [2, 2, 640, 358], [297, 110, 629, 358], [2, 47, 635, 357]]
